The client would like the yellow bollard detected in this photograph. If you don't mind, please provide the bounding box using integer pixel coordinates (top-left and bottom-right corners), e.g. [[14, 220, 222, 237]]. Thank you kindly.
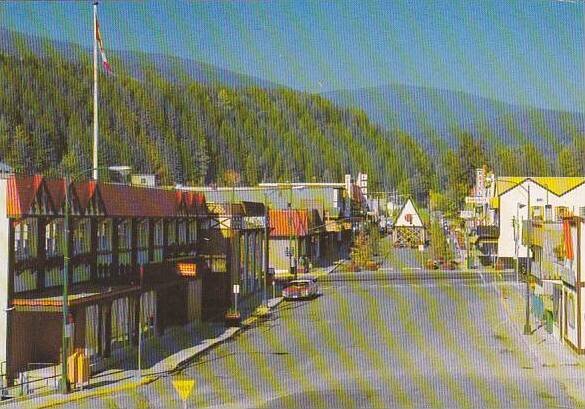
[[77, 352, 90, 389], [67, 352, 80, 388]]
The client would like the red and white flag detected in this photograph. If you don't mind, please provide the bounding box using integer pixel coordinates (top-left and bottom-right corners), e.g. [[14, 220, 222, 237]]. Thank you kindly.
[[95, 19, 112, 74]]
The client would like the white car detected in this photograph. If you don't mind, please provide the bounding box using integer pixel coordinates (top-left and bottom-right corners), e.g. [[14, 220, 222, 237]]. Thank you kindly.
[[282, 279, 319, 300]]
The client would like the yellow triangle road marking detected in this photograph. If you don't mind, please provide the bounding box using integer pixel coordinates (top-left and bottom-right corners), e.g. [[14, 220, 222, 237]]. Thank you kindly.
[[172, 379, 195, 401]]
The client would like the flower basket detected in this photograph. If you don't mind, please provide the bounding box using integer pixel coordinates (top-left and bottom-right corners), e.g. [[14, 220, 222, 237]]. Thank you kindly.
[[224, 310, 241, 327]]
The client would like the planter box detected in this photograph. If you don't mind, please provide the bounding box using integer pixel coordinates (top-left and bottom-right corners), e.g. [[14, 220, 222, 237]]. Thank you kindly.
[[224, 312, 241, 327]]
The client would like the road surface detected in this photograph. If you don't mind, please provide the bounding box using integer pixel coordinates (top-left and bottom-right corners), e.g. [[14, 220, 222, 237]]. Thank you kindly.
[[49, 249, 580, 409]]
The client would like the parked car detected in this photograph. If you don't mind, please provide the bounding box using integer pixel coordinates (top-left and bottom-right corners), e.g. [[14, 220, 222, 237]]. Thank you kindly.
[[283, 279, 319, 300]]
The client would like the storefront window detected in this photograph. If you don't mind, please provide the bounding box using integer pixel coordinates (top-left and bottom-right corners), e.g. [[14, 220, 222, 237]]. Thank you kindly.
[[167, 220, 177, 245], [97, 219, 112, 252], [118, 220, 132, 250], [189, 220, 197, 243], [567, 293, 575, 329], [73, 219, 90, 255], [111, 297, 132, 349], [45, 219, 64, 257], [14, 218, 37, 260], [178, 219, 187, 244]]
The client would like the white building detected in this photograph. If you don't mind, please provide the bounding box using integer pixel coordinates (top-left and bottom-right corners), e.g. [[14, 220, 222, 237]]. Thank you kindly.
[[492, 177, 585, 266], [392, 198, 426, 247], [525, 216, 585, 351]]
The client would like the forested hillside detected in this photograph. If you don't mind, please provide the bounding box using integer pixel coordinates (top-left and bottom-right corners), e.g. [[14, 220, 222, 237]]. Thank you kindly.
[[0, 51, 435, 196], [1, 47, 583, 213]]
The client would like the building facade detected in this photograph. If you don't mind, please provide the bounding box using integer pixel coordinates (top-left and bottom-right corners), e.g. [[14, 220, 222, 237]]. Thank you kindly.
[[197, 201, 265, 320], [0, 175, 210, 383], [525, 217, 585, 352], [491, 177, 585, 267], [392, 198, 426, 248]]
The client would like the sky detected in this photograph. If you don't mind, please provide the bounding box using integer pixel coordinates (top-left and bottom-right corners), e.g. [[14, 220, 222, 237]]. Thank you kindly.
[[0, 0, 583, 112]]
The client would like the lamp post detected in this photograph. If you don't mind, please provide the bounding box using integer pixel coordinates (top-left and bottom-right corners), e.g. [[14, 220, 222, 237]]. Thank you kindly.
[[525, 183, 531, 335], [514, 203, 526, 284], [60, 165, 131, 394], [498, 178, 532, 335], [285, 184, 306, 280]]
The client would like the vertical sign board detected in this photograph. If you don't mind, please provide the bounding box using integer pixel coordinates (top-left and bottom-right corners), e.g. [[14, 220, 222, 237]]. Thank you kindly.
[[233, 284, 240, 294]]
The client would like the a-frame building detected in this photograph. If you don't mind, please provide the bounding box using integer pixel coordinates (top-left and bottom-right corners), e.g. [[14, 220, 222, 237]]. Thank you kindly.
[[392, 198, 426, 248]]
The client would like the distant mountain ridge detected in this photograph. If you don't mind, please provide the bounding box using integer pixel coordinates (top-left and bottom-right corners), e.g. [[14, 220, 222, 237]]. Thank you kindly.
[[322, 84, 585, 157], [2, 26, 584, 161], [0, 27, 281, 89]]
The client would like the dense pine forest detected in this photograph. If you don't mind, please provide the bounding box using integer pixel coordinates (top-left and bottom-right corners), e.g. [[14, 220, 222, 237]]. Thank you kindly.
[[0, 52, 434, 192], [0, 50, 584, 213]]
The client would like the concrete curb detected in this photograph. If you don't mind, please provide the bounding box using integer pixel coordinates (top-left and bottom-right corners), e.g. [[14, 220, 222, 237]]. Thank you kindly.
[[12, 297, 284, 409], [29, 375, 156, 409], [166, 297, 284, 372]]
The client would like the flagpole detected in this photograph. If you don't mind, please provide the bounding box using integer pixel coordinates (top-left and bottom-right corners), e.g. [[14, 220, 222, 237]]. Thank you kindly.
[[93, 1, 99, 180]]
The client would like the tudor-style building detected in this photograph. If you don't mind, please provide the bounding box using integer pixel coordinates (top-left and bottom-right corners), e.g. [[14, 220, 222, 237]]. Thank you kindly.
[[0, 175, 208, 383], [196, 201, 266, 321]]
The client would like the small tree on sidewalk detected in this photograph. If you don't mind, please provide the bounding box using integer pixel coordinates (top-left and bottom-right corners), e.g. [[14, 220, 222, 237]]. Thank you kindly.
[[429, 219, 452, 261], [346, 228, 379, 272], [351, 232, 371, 267]]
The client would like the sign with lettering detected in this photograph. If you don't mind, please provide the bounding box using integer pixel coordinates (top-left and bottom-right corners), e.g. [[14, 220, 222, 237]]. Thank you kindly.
[[177, 263, 197, 277], [243, 216, 265, 229]]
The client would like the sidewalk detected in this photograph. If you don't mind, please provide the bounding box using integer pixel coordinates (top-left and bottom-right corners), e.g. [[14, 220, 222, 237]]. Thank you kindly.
[[3, 297, 284, 409], [495, 282, 585, 405]]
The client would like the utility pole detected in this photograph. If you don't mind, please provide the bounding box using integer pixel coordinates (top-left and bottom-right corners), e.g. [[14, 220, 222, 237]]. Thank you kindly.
[[92, 1, 99, 180], [60, 176, 71, 394], [524, 183, 532, 335], [263, 200, 270, 306]]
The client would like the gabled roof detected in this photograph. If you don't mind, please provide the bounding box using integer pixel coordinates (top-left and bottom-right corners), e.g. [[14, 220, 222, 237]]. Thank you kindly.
[[44, 178, 67, 212], [393, 198, 424, 228], [183, 191, 206, 215], [7, 175, 51, 217], [496, 177, 585, 197], [6, 175, 209, 218], [269, 209, 309, 237], [98, 183, 178, 217]]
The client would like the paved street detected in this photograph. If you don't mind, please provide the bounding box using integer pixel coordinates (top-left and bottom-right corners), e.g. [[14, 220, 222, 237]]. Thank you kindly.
[[37, 249, 583, 409]]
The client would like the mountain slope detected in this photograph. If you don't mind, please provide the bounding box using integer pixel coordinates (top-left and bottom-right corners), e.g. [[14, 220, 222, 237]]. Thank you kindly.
[[0, 27, 280, 89], [323, 85, 585, 158], [0, 50, 435, 198]]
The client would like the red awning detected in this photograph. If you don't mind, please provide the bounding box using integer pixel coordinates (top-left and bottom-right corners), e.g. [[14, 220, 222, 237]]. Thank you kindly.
[[269, 209, 309, 237]]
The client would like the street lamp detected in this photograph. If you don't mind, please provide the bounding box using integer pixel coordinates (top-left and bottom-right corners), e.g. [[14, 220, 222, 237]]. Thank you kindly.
[[285, 185, 305, 280], [514, 203, 526, 284], [60, 165, 131, 394], [498, 178, 532, 335]]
